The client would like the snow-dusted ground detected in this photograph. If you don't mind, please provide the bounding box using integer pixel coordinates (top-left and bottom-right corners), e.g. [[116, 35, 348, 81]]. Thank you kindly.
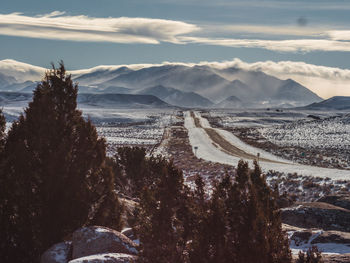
[[185, 111, 350, 179], [259, 116, 350, 150], [193, 111, 289, 163], [207, 108, 343, 128], [289, 230, 350, 255], [94, 110, 176, 148]]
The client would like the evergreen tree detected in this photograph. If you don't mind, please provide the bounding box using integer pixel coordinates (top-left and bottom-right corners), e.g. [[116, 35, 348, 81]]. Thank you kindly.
[[187, 175, 211, 263], [0, 108, 5, 151], [0, 63, 122, 262], [116, 147, 168, 197], [136, 160, 187, 263], [89, 159, 124, 231], [297, 247, 323, 263], [193, 160, 292, 263]]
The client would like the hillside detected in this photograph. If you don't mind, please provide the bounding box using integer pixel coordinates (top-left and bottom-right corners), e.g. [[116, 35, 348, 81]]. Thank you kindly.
[[0, 91, 171, 109], [305, 96, 350, 110]]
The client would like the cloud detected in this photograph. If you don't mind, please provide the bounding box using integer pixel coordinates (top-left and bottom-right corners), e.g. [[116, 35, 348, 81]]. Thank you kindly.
[[181, 36, 350, 52], [0, 11, 350, 53], [211, 59, 350, 81], [327, 30, 350, 41], [194, 58, 350, 98], [207, 24, 326, 37], [0, 12, 199, 44]]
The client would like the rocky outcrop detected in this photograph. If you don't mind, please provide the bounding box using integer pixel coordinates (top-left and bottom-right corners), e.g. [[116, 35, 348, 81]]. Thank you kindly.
[[290, 230, 313, 246], [121, 228, 136, 242], [281, 202, 350, 232], [41, 226, 138, 263], [289, 229, 350, 246], [68, 253, 137, 263], [318, 194, 350, 211], [41, 242, 72, 263], [72, 226, 138, 259], [311, 231, 350, 245]]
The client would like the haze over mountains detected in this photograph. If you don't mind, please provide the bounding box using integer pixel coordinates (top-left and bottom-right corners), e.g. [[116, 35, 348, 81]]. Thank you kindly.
[[0, 59, 323, 108]]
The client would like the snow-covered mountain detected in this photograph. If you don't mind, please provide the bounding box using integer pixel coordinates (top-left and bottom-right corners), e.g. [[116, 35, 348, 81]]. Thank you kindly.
[[0, 59, 323, 108], [0, 72, 17, 87], [304, 96, 350, 110], [138, 85, 213, 108], [73, 66, 133, 86], [0, 59, 45, 82]]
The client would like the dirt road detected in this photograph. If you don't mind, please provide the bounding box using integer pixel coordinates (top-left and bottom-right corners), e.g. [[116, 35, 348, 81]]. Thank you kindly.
[[190, 111, 286, 164]]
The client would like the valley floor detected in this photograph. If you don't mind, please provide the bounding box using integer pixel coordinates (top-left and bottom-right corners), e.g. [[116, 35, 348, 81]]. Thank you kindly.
[[184, 111, 350, 179]]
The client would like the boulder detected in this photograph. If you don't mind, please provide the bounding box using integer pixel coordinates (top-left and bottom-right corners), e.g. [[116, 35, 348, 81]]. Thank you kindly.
[[290, 230, 313, 246], [69, 253, 137, 263], [72, 226, 138, 260], [41, 241, 72, 263], [121, 228, 136, 241], [318, 194, 350, 210], [311, 231, 350, 245], [290, 229, 350, 246], [281, 202, 350, 232]]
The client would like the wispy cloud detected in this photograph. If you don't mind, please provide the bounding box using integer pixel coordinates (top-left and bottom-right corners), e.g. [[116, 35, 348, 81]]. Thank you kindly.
[[0, 12, 350, 53], [207, 24, 326, 37], [181, 36, 350, 52], [0, 12, 199, 44], [327, 30, 350, 41]]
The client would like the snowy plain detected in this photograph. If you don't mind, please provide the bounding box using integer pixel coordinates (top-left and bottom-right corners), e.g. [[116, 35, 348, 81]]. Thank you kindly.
[[185, 111, 350, 179]]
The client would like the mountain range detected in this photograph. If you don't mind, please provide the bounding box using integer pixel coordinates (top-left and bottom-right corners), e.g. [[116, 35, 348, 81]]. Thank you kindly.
[[0, 59, 323, 108]]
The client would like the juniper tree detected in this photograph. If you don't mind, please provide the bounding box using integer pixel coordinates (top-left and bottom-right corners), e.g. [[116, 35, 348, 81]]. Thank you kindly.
[[297, 247, 323, 263], [0, 63, 122, 262], [116, 146, 169, 197], [0, 109, 5, 151], [192, 161, 292, 263], [136, 160, 187, 263]]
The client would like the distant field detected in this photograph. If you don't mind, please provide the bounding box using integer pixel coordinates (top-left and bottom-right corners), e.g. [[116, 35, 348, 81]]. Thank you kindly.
[[205, 109, 350, 170]]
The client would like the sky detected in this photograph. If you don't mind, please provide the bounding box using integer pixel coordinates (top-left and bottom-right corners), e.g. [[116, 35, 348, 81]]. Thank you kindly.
[[0, 0, 350, 98]]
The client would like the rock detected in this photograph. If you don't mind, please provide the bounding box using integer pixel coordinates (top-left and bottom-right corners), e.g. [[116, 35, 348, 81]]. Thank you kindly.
[[318, 194, 350, 211], [69, 253, 137, 263], [311, 231, 350, 245], [282, 223, 305, 232], [121, 228, 135, 241], [41, 241, 72, 263], [72, 226, 138, 259], [290, 230, 313, 246], [290, 229, 350, 246], [281, 202, 350, 232]]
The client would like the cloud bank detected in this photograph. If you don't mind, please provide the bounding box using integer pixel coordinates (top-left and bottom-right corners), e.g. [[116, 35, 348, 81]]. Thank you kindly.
[[0, 12, 350, 53]]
